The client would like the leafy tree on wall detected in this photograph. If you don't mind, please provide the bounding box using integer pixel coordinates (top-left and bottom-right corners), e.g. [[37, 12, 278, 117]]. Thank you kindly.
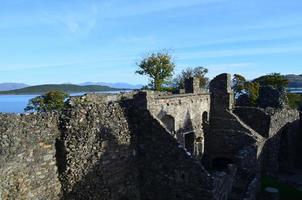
[[25, 90, 69, 112], [174, 66, 209, 89], [136, 51, 175, 91]]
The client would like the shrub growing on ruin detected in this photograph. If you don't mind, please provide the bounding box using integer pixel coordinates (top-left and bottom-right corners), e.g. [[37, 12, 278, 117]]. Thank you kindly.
[[136, 51, 175, 91], [24, 90, 69, 112]]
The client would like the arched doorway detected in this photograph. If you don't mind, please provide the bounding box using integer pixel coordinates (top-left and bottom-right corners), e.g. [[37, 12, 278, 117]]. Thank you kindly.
[[202, 111, 208, 125]]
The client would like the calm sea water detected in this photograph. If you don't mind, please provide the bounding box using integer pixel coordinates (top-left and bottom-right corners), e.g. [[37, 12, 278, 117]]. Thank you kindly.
[[288, 88, 302, 94], [0, 91, 124, 113]]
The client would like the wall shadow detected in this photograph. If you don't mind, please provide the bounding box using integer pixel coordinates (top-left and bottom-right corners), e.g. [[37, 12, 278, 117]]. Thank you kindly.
[[55, 101, 140, 200]]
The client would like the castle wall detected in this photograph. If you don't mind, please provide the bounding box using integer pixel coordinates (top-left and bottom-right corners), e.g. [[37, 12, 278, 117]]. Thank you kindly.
[[269, 109, 300, 137], [260, 109, 300, 175], [58, 93, 232, 200], [206, 74, 263, 163], [0, 113, 61, 200], [233, 106, 300, 175], [58, 95, 140, 200], [206, 74, 265, 200], [142, 91, 210, 156], [130, 94, 225, 200], [234, 107, 271, 137], [0, 93, 222, 200], [0, 75, 300, 200]]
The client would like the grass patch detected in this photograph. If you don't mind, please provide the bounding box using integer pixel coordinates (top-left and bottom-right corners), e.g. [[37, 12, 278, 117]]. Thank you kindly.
[[261, 176, 302, 200], [287, 93, 302, 110]]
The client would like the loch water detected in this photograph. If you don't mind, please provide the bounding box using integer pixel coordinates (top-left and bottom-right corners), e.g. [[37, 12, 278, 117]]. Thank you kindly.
[[0, 91, 123, 113]]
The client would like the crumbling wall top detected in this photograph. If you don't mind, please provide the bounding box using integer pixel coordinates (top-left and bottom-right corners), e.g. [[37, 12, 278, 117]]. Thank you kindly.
[[210, 73, 232, 94]]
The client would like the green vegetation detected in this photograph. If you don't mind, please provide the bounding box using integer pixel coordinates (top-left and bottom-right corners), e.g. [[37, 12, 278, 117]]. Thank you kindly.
[[0, 84, 119, 95], [287, 93, 302, 110], [254, 73, 288, 89], [25, 90, 69, 112], [244, 81, 260, 106], [261, 176, 302, 200], [174, 66, 209, 89], [136, 51, 175, 91], [233, 73, 290, 107], [232, 74, 247, 96], [232, 74, 260, 106]]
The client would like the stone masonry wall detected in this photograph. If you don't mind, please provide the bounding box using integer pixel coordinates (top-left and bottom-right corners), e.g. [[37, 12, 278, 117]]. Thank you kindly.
[[268, 108, 299, 137], [207, 74, 263, 162], [260, 108, 300, 175], [234, 107, 271, 137], [58, 94, 140, 200], [207, 73, 264, 200], [128, 94, 216, 200], [0, 82, 299, 200], [0, 113, 61, 200], [0, 92, 215, 200], [234, 106, 300, 175], [142, 91, 210, 156]]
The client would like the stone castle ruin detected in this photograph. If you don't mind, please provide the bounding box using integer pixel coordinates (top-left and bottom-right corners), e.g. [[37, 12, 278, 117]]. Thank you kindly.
[[0, 73, 301, 200]]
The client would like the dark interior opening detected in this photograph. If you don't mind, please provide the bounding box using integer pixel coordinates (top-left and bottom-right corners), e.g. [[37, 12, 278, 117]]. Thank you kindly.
[[202, 111, 208, 125], [184, 132, 195, 154], [161, 115, 175, 133], [212, 157, 233, 171]]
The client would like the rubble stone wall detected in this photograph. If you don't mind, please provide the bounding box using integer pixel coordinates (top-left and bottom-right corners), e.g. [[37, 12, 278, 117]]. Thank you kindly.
[[261, 109, 300, 175], [58, 95, 140, 200], [234, 107, 271, 137], [0, 113, 61, 200]]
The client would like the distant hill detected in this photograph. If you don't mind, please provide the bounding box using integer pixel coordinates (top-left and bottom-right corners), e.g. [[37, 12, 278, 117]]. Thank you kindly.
[[0, 83, 29, 91], [285, 74, 302, 88], [80, 82, 143, 89], [0, 84, 121, 95]]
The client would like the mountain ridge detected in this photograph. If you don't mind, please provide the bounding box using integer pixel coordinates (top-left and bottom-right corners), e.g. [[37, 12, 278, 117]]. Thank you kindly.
[[285, 74, 302, 88], [80, 82, 143, 89], [0, 82, 143, 92], [0, 84, 122, 95], [0, 83, 30, 91]]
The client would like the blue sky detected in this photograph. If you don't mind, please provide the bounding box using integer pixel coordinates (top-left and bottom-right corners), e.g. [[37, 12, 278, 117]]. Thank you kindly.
[[0, 0, 302, 85]]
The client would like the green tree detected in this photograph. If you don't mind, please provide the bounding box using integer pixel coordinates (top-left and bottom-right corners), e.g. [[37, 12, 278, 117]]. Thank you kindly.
[[25, 90, 69, 112], [287, 93, 302, 110], [244, 81, 260, 105], [253, 73, 288, 89], [136, 51, 175, 90], [232, 74, 247, 97], [174, 66, 209, 89], [232, 74, 260, 106]]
